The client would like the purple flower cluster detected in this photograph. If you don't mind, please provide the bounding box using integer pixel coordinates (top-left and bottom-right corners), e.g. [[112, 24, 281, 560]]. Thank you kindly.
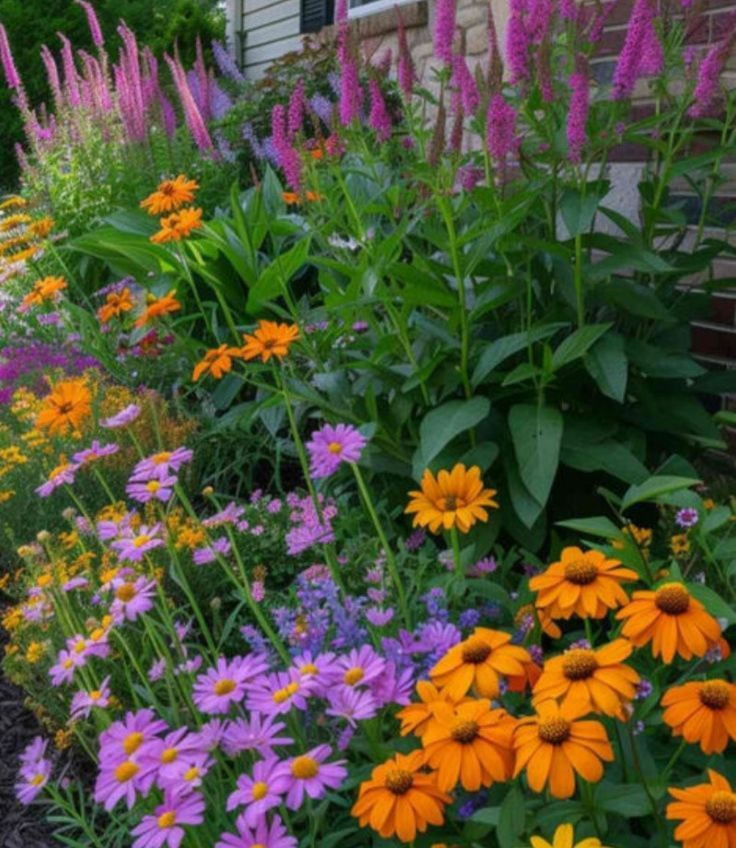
[[15, 738, 52, 805], [0, 342, 99, 405]]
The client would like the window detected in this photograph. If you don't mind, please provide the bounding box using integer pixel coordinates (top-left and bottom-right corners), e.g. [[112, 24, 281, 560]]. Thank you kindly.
[[348, 0, 415, 19], [300, 0, 335, 33]]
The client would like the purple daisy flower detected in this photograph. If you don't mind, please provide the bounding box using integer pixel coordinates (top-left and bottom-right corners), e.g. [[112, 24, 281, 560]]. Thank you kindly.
[[246, 670, 314, 715], [73, 440, 119, 465], [325, 685, 378, 726], [126, 475, 177, 503], [110, 576, 156, 622], [675, 507, 699, 528], [215, 814, 297, 848], [111, 524, 164, 562], [49, 648, 83, 686], [289, 650, 337, 695], [221, 714, 294, 757], [334, 645, 386, 689], [100, 404, 140, 429], [131, 788, 205, 848], [226, 757, 291, 823], [98, 709, 168, 766], [283, 744, 347, 809], [70, 676, 112, 720], [140, 728, 207, 788], [305, 423, 367, 478], [131, 447, 193, 481], [15, 757, 52, 805], [192, 655, 269, 715], [193, 536, 231, 565], [94, 754, 156, 811], [36, 462, 79, 497]]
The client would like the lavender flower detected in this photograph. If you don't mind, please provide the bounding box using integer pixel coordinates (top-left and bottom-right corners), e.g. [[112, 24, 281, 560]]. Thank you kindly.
[[675, 507, 699, 528]]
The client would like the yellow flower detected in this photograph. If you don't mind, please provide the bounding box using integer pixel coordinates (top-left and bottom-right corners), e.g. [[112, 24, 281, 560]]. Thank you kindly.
[[134, 291, 182, 328], [670, 533, 690, 556], [150, 207, 203, 243], [25, 642, 45, 664], [55, 728, 73, 749], [240, 320, 300, 363], [2, 606, 23, 631], [703, 498, 716, 510], [613, 523, 652, 549], [0, 490, 15, 503], [405, 464, 498, 534], [530, 823, 608, 848]]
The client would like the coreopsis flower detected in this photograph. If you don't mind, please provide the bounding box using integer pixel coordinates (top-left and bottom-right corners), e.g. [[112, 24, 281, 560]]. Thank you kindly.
[[530, 823, 608, 848], [430, 628, 532, 700], [192, 655, 269, 715], [667, 770, 736, 848], [131, 788, 205, 848], [306, 423, 367, 478], [532, 639, 640, 719], [36, 378, 92, 434], [216, 814, 297, 848], [421, 699, 515, 791], [661, 679, 736, 754], [141, 175, 199, 215], [20, 275, 66, 310], [352, 750, 450, 842], [530, 547, 638, 619], [397, 680, 465, 737], [227, 757, 291, 822], [513, 700, 614, 799], [613, 523, 652, 549], [240, 320, 300, 362], [282, 744, 347, 809], [134, 291, 182, 327], [617, 582, 722, 663], [405, 464, 498, 534], [98, 287, 134, 323], [150, 207, 203, 244], [670, 533, 691, 556], [193, 344, 242, 381]]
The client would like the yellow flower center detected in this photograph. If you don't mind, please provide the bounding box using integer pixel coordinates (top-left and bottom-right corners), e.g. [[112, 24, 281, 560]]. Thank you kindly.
[[62, 659, 74, 669], [152, 452, 172, 465], [564, 559, 598, 585], [114, 761, 139, 783], [273, 687, 290, 704], [562, 649, 598, 681], [160, 747, 178, 764], [344, 667, 365, 685], [327, 442, 343, 454], [700, 681, 731, 710], [252, 781, 269, 800], [461, 638, 492, 664], [157, 811, 177, 829], [73, 641, 87, 654], [184, 766, 200, 781], [90, 628, 105, 641], [537, 716, 571, 745], [115, 584, 137, 602], [706, 791, 736, 824], [146, 480, 161, 493], [384, 768, 414, 795], [37, 574, 52, 587], [133, 535, 151, 548], [291, 756, 319, 779], [214, 678, 236, 696], [300, 663, 318, 675], [123, 732, 144, 755], [31, 773, 46, 786], [90, 690, 102, 701], [654, 583, 690, 615], [451, 719, 480, 744]]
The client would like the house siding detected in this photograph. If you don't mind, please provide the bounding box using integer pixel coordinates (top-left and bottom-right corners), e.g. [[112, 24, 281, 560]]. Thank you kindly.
[[241, 0, 303, 79]]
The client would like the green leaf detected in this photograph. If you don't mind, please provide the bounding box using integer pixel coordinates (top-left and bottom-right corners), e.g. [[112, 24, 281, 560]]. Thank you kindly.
[[585, 333, 628, 402], [504, 454, 544, 529], [561, 439, 649, 485], [621, 475, 700, 511], [247, 237, 311, 312], [497, 786, 526, 848], [551, 324, 612, 371], [556, 516, 622, 539], [595, 782, 651, 817], [413, 397, 490, 477], [471, 323, 568, 387], [560, 187, 601, 237], [508, 404, 564, 507]]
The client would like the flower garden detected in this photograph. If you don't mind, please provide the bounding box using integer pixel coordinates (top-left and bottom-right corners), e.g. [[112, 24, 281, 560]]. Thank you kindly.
[[1, 0, 736, 846]]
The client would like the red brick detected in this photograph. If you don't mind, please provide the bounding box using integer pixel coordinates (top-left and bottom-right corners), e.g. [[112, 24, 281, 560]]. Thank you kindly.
[[691, 323, 736, 358]]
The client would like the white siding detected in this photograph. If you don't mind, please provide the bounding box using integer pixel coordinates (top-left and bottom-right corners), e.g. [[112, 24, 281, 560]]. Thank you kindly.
[[242, 0, 302, 79]]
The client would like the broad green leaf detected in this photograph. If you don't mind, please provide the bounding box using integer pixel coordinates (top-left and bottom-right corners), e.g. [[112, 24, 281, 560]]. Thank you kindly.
[[471, 323, 568, 387], [414, 397, 490, 476], [557, 516, 622, 539], [247, 237, 311, 312], [585, 333, 628, 402], [595, 783, 651, 817], [621, 475, 700, 511], [504, 454, 544, 529], [560, 187, 602, 237], [561, 439, 648, 485], [551, 323, 612, 371], [497, 785, 526, 848], [508, 404, 564, 507]]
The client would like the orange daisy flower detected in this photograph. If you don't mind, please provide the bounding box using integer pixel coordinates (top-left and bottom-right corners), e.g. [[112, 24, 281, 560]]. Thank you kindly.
[[97, 287, 134, 324], [36, 379, 92, 435], [351, 750, 450, 843], [616, 582, 721, 663], [192, 344, 243, 381], [150, 207, 203, 244], [405, 464, 498, 535], [240, 320, 300, 363], [513, 699, 614, 799], [532, 639, 640, 719], [421, 699, 516, 791], [661, 679, 736, 754], [667, 769, 736, 848], [140, 175, 199, 215], [134, 292, 182, 328], [21, 275, 67, 310], [397, 680, 466, 738], [430, 628, 533, 700], [530, 547, 638, 619]]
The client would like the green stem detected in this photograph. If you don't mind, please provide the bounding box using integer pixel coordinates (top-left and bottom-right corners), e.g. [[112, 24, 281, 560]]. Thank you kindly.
[[450, 525, 463, 582]]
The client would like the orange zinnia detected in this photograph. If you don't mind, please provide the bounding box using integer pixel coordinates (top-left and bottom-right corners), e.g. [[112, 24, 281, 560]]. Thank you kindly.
[[667, 769, 736, 848], [661, 679, 736, 754], [430, 628, 533, 700], [140, 175, 199, 215], [405, 464, 498, 534], [513, 699, 614, 799], [351, 750, 450, 843], [97, 287, 134, 323], [532, 639, 640, 719], [616, 582, 721, 663], [397, 680, 466, 738], [36, 379, 92, 435], [21, 275, 67, 309], [421, 699, 515, 791], [150, 207, 203, 243], [530, 547, 638, 619], [192, 344, 242, 381], [134, 291, 182, 328], [241, 320, 300, 363]]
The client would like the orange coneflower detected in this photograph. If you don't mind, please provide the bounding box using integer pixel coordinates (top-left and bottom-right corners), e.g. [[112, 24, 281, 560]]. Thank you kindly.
[[351, 750, 450, 843], [532, 639, 640, 719], [397, 680, 466, 737], [140, 175, 199, 215], [616, 582, 721, 663], [21, 276, 67, 310], [513, 699, 614, 799], [667, 769, 736, 848], [661, 679, 736, 754], [530, 547, 638, 620], [134, 291, 182, 328], [36, 379, 92, 435], [405, 464, 498, 535], [150, 207, 203, 244], [241, 320, 300, 363], [97, 288, 134, 324], [192, 344, 243, 381], [430, 628, 533, 700], [421, 699, 516, 791]]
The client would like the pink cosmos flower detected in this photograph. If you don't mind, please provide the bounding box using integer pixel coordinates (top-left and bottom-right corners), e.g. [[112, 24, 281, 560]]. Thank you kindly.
[[306, 423, 367, 479], [246, 670, 314, 715], [36, 462, 79, 497], [215, 814, 297, 848], [73, 440, 119, 465], [110, 576, 157, 622], [221, 713, 294, 757], [192, 655, 269, 715], [283, 744, 347, 809], [131, 788, 206, 848], [126, 475, 177, 503], [111, 524, 164, 562], [98, 709, 168, 766], [226, 757, 291, 824], [70, 676, 112, 720], [100, 404, 141, 429]]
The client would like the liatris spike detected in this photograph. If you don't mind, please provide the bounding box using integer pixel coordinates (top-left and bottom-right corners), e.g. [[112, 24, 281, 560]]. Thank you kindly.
[[166, 54, 214, 151], [396, 7, 415, 96], [487, 3, 504, 88], [288, 79, 305, 137], [194, 36, 212, 122], [689, 42, 727, 116], [339, 58, 362, 126], [567, 62, 589, 164], [336, 0, 349, 64], [611, 0, 656, 99], [58, 33, 81, 107], [272, 103, 302, 190], [434, 0, 456, 65], [486, 92, 518, 162], [506, 0, 531, 83], [0, 23, 21, 90], [451, 55, 479, 114], [368, 79, 392, 141], [40, 45, 63, 110], [76, 0, 104, 48]]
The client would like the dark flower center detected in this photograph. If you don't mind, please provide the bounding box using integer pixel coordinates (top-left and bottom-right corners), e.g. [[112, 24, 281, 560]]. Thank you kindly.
[[461, 639, 492, 664], [654, 584, 690, 615], [562, 649, 598, 680], [700, 681, 731, 710], [384, 768, 413, 795], [451, 719, 480, 744], [706, 791, 736, 824], [563, 559, 598, 585], [537, 716, 571, 745]]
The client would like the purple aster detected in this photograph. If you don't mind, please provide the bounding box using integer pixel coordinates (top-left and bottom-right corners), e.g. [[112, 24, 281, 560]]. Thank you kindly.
[[227, 757, 291, 823], [126, 475, 177, 503], [73, 440, 119, 465], [325, 686, 378, 726], [305, 423, 367, 478], [221, 714, 294, 757], [130, 447, 193, 481], [149, 659, 166, 681], [675, 507, 699, 528], [110, 576, 156, 622], [202, 502, 245, 527], [193, 536, 231, 565], [98, 709, 168, 766], [368, 660, 414, 706], [131, 788, 205, 848], [70, 676, 112, 720], [94, 754, 156, 811], [111, 524, 164, 562], [289, 650, 337, 695], [192, 655, 269, 715], [365, 607, 394, 627], [246, 670, 314, 715], [36, 462, 79, 497], [215, 814, 297, 848], [140, 728, 207, 787], [15, 756, 52, 805], [192, 719, 226, 752], [62, 576, 89, 592], [65, 633, 109, 661], [100, 404, 140, 429], [468, 556, 498, 577], [334, 645, 386, 689], [49, 648, 84, 686], [283, 744, 347, 809]]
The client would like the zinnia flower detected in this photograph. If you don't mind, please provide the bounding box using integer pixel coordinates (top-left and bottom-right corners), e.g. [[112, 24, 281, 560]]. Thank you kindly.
[[405, 464, 498, 534], [193, 344, 242, 381], [661, 679, 736, 754], [513, 700, 614, 799], [421, 699, 516, 791], [530, 823, 607, 848], [36, 378, 92, 434], [616, 582, 722, 663], [667, 769, 736, 848], [351, 750, 451, 842], [135, 291, 182, 327], [141, 175, 199, 215], [20, 275, 66, 310], [240, 320, 300, 362], [98, 288, 134, 323], [306, 423, 367, 478], [532, 638, 640, 719], [530, 547, 637, 619], [150, 207, 203, 244]]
